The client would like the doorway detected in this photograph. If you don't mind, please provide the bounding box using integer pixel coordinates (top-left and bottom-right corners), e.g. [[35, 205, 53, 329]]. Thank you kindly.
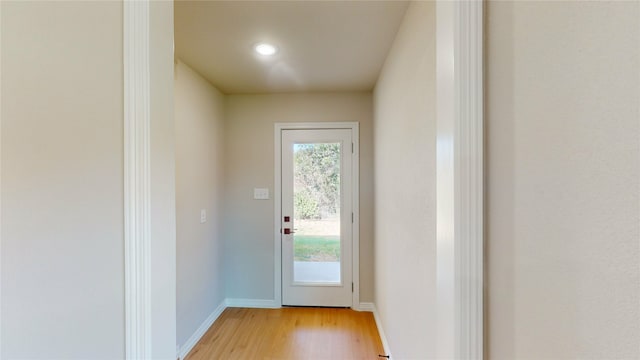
[[275, 123, 360, 307]]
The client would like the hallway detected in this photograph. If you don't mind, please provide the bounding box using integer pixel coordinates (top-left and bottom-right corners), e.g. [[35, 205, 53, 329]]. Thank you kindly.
[[1, 1, 638, 359]]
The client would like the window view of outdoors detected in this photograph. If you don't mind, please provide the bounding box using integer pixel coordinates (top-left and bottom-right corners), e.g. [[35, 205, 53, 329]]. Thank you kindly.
[[293, 143, 341, 283]]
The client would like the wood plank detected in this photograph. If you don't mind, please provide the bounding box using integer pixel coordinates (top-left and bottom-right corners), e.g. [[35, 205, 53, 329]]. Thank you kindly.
[[185, 307, 384, 360]]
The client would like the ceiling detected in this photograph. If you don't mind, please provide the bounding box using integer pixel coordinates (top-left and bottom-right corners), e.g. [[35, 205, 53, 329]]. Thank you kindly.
[[174, 1, 410, 94]]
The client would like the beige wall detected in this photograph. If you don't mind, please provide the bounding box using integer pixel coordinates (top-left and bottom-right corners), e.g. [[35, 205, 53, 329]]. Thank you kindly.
[[1, 1, 125, 358], [149, 1, 177, 357], [486, 1, 640, 358], [372, 2, 436, 358], [174, 60, 226, 348], [223, 93, 374, 302]]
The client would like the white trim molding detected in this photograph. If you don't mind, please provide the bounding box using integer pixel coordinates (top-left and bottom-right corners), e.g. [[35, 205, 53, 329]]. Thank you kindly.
[[225, 298, 281, 309], [124, 1, 152, 358], [369, 303, 391, 358], [354, 303, 390, 357], [357, 302, 375, 312], [436, 1, 484, 359], [178, 300, 227, 360], [274, 122, 360, 309]]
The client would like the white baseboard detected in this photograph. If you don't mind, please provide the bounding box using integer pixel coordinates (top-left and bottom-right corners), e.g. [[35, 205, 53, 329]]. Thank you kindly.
[[225, 298, 280, 308], [357, 302, 375, 312], [357, 302, 391, 357], [178, 300, 226, 360], [369, 303, 392, 358]]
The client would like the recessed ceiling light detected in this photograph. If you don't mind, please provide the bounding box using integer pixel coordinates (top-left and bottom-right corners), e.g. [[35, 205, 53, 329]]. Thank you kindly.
[[254, 43, 278, 56]]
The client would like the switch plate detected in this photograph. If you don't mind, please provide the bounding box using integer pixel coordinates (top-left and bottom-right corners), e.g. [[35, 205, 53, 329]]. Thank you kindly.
[[200, 209, 206, 223], [254, 188, 269, 200]]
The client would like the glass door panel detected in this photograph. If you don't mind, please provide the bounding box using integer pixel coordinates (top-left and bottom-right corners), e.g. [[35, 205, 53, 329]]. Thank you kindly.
[[292, 143, 341, 284]]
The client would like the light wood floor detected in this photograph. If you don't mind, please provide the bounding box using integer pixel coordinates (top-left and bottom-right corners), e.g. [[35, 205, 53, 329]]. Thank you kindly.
[[185, 307, 385, 360]]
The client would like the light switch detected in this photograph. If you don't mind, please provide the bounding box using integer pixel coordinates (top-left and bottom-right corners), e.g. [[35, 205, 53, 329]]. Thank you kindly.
[[254, 188, 269, 200], [200, 209, 206, 223]]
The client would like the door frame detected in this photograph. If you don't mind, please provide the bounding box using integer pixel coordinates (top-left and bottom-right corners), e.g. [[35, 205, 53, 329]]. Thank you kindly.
[[274, 122, 360, 309], [120, 1, 484, 357], [435, 1, 484, 359]]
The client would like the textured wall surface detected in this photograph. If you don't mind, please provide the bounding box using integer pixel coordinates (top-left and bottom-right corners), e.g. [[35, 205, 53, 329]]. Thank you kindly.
[[373, 2, 437, 358], [486, 1, 640, 358], [149, 2, 178, 356], [175, 60, 226, 348], [1, 2, 125, 358]]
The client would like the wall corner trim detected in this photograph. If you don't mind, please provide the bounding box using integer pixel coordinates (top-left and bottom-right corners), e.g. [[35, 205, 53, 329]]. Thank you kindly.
[[124, 1, 152, 358], [436, 0, 484, 359]]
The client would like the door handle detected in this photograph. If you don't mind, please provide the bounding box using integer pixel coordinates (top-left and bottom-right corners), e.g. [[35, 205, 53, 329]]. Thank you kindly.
[[283, 228, 296, 235]]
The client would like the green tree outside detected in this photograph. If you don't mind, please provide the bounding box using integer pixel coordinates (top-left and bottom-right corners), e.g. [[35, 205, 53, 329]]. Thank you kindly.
[[293, 143, 340, 220]]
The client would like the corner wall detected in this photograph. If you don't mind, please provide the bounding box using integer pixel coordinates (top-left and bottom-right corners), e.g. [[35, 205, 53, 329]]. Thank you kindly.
[[174, 60, 226, 348], [372, 2, 437, 358], [486, 1, 640, 358]]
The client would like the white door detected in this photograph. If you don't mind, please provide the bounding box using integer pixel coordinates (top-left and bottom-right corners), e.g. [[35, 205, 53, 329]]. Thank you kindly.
[[281, 129, 353, 307]]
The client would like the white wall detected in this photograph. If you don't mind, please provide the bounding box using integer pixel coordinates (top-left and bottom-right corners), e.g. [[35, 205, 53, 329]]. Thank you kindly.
[[486, 1, 640, 359], [149, 1, 177, 357], [372, 2, 436, 358], [223, 93, 374, 303], [1, 1, 125, 358], [1, 2, 177, 358], [174, 60, 226, 348]]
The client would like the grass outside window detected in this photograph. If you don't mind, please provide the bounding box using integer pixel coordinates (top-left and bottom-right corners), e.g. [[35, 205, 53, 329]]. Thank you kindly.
[[294, 235, 340, 262]]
